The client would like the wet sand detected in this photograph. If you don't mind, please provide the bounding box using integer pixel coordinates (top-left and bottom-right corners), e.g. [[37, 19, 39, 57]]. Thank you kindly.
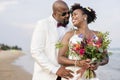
[[0, 50, 32, 80]]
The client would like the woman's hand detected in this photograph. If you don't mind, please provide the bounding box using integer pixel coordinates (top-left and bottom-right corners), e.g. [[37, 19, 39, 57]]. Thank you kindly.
[[89, 62, 100, 70], [76, 59, 91, 69]]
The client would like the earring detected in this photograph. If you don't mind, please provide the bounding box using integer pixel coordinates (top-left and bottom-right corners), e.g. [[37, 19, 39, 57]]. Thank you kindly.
[[84, 18, 87, 21]]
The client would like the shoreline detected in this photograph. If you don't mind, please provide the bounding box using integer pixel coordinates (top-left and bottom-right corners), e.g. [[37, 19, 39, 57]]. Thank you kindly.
[[0, 50, 120, 80], [0, 50, 32, 80]]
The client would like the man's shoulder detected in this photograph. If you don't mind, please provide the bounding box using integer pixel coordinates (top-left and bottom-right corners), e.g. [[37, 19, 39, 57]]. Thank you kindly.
[[37, 16, 55, 26], [37, 17, 50, 24], [35, 16, 53, 30]]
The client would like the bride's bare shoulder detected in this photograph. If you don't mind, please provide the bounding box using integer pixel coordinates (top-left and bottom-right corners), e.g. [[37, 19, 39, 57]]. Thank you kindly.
[[92, 30, 100, 34], [65, 30, 75, 36], [62, 30, 75, 40]]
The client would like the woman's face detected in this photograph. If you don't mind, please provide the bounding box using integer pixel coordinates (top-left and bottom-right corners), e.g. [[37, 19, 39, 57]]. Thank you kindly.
[[71, 9, 85, 27]]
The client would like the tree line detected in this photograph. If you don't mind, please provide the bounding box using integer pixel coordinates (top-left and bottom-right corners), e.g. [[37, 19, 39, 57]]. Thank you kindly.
[[0, 44, 22, 50]]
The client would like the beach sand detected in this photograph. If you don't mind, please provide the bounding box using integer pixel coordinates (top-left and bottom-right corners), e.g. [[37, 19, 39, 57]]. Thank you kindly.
[[0, 50, 32, 80], [0, 50, 120, 80]]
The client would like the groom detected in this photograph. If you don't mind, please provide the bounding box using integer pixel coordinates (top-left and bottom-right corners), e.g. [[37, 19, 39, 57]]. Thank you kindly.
[[31, 1, 73, 80]]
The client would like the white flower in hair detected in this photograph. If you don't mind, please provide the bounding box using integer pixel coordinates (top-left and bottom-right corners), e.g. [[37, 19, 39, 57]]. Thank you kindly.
[[86, 7, 91, 12]]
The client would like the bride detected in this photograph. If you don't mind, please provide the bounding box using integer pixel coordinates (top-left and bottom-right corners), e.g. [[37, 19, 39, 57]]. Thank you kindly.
[[58, 3, 109, 80]]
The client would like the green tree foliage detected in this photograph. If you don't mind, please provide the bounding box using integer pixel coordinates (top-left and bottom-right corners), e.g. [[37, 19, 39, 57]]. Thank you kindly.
[[0, 44, 22, 50]]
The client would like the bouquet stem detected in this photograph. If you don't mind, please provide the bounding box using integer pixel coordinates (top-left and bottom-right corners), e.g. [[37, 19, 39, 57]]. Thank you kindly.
[[82, 69, 96, 79]]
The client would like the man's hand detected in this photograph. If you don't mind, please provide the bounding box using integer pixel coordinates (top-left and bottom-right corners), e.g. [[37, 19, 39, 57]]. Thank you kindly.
[[56, 66, 73, 79], [89, 62, 99, 70], [76, 68, 86, 77]]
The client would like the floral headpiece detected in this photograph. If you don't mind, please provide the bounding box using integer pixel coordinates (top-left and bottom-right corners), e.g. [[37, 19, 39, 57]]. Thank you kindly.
[[85, 7, 91, 12]]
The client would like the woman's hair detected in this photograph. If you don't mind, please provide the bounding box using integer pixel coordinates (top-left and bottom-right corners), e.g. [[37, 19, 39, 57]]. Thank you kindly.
[[70, 3, 97, 24]]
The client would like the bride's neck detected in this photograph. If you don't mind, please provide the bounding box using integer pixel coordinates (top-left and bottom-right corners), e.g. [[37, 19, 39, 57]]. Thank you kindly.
[[77, 25, 90, 34], [76, 25, 94, 39]]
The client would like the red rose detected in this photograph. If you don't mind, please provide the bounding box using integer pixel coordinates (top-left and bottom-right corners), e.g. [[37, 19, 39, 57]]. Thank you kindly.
[[79, 49, 85, 55]]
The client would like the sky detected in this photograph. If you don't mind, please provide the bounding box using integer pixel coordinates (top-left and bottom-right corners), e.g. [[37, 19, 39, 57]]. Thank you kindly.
[[0, 0, 120, 52]]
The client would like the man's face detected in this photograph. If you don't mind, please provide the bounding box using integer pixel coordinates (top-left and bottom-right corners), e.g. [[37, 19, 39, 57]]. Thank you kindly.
[[56, 7, 70, 25]]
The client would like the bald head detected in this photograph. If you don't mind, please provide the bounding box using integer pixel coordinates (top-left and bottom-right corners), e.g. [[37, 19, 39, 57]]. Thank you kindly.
[[52, 1, 70, 25], [52, 0, 68, 12]]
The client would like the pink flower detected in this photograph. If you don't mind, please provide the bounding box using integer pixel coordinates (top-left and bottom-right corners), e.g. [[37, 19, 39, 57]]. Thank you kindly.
[[79, 49, 85, 55], [95, 40, 102, 48]]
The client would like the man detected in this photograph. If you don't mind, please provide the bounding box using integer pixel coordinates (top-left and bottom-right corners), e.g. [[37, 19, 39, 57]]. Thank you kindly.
[[31, 1, 73, 80]]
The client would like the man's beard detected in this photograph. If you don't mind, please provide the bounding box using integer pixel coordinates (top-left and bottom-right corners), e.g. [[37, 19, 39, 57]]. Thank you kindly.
[[63, 20, 69, 25]]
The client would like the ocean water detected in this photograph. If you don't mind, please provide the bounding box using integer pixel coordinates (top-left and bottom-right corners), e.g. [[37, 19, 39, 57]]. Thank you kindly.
[[96, 49, 120, 80], [13, 49, 120, 80], [13, 52, 34, 74]]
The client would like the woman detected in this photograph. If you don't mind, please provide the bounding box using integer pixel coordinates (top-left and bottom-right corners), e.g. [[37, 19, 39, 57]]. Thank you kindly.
[[58, 3, 109, 80]]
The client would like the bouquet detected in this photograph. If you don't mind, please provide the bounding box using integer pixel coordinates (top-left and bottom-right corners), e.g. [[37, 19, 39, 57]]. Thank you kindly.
[[70, 32, 111, 79]]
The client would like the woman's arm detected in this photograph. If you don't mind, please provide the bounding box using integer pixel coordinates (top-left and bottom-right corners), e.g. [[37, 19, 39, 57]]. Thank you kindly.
[[58, 31, 91, 67], [99, 52, 109, 66], [58, 31, 75, 66]]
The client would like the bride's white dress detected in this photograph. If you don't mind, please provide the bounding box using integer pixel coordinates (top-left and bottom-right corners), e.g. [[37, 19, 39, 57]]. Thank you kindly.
[[62, 31, 100, 80]]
